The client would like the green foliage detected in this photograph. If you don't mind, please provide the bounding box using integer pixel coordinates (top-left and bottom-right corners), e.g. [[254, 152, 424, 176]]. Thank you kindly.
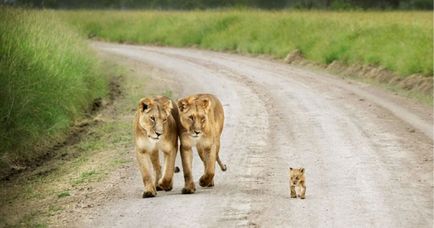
[[0, 7, 107, 171], [11, 0, 434, 9], [60, 10, 433, 77]]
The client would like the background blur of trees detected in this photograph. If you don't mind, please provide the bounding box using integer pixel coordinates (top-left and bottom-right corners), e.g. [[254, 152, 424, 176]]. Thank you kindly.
[[4, 0, 433, 10]]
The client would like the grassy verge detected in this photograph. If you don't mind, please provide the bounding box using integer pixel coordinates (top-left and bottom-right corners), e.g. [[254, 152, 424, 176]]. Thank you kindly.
[[0, 7, 108, 177], [58, 10, 433, 78], [0, 51, 174, 226]]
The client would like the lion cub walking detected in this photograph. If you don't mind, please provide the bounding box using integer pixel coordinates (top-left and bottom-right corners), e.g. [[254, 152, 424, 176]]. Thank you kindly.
[[289, 167, 306, 199], [134, 96, 180, 198], [177, 94, 227, 194]]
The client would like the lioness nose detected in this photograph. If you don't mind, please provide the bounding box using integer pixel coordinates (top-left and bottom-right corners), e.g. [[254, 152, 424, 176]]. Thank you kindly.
[[156, 132, 162, 136], [194, 130, 200, 135]]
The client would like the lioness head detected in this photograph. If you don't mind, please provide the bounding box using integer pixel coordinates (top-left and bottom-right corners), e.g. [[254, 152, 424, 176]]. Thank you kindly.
[[137, 96, 173, 140], [177, 96, 211, 138], [289, 167, 304, 185]]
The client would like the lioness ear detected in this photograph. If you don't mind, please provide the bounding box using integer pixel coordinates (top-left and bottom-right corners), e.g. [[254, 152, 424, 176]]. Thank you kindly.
[[162, 98, 173, 115], [177, 98, 190, 113], [199, 97, 211, 112], [139, 98, 153, 113], [300, 168, 304, 173]]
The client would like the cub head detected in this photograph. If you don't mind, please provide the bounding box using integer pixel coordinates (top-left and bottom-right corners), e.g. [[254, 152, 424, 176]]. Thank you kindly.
[[177, 96, 211, 138], [289, 167, 304, 185], [137, 96, 173, 140]]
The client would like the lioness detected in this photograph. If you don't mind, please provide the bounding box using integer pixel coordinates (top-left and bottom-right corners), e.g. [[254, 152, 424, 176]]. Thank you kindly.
[[177, 94, 227, 194], [289, 167, 306, 199], [134, 96, 179, 198]]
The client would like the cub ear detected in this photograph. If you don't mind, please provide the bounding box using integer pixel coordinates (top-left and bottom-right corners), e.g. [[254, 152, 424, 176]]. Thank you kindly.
[[199, 97, 211, 112], [300, 168, 304, 173], [139, 98, 153, 113], [177, 98, 190, 113]]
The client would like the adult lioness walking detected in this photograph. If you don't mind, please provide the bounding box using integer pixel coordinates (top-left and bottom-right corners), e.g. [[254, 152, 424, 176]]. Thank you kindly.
[[134, 96, 180, 198], [177, 94, 227, 194]]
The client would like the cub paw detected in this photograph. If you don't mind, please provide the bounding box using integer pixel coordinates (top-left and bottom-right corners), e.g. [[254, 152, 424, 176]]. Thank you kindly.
[[142, 190, 156, 198], [300, 195, 305, 199]]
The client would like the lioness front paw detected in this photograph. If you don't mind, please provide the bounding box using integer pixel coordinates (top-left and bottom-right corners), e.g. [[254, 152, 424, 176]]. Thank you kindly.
[[182, 181, 196, 194], [182, 187, 196, 194], [199, 175, 214, 187], [157, 179, 173, 192], [142, 190, 157, 198]]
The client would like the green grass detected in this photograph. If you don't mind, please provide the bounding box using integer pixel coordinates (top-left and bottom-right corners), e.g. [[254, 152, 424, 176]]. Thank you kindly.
[[0, 7, 108, 174], [72, 170, 99, 185], [58, 10, 433, 77], [57, 191, 70, 198]]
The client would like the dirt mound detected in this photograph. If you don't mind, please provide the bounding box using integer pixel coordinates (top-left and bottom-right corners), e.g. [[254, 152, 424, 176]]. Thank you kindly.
[[322, 60, 433, 96], [284, 49, 304, 64]]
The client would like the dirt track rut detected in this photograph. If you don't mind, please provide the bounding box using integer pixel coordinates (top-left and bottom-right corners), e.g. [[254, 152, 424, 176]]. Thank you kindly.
[[85, 42, 432, 227]]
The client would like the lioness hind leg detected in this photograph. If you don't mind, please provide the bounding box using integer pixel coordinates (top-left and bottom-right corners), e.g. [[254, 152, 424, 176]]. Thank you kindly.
[[150, 150, 162, 191], [136, 150, 157, 198], [158, 147, 176, 191]]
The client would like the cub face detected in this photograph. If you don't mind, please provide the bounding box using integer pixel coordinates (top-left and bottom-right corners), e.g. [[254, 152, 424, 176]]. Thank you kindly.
[[177, 96, 211, 138], [137, 97, 173, 140], [289, 167, 305, 186]]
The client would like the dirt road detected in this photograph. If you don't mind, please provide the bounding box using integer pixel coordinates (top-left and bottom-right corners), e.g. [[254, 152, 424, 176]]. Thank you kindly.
[[86, 42, 432, 227]]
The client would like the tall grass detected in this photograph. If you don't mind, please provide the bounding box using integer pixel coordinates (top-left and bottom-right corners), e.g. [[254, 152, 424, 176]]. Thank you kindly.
[[59, 10, 433, 77], [0, 7, 107, 174]]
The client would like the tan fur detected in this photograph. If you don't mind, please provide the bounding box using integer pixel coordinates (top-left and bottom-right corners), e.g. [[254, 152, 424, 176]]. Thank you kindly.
[[289, 167, 306, 199], [177, 94, 226, 194], [134, 96, 180, 198]]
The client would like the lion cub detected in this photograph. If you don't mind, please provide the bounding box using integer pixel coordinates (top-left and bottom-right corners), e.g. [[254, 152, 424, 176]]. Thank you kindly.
[[289, 167, 306, 199]]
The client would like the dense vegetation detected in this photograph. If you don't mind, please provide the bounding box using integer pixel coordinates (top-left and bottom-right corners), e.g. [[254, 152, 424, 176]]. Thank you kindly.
[[0, 7, 107, 175], [60, 10, 433, 77], [10, 0, 434, 9]]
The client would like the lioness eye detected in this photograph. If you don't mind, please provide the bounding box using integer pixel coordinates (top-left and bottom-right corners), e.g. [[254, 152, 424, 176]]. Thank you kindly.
[[189, 115, 194, 120], [163, 118, 167, 122], [150, 116, 155, 121]]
